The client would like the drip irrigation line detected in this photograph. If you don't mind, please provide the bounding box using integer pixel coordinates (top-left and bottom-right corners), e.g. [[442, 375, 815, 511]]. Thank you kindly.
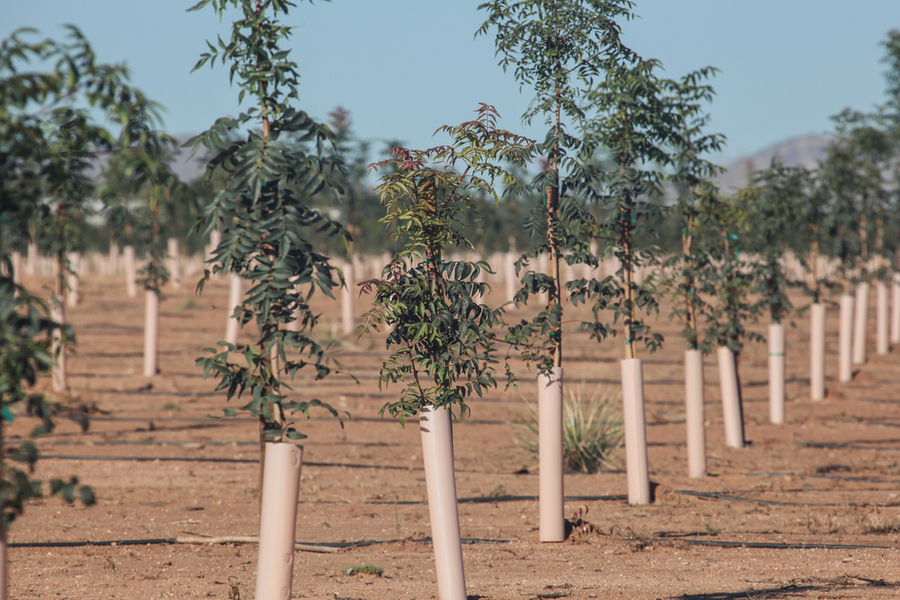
[[674, 490, 857, 508], [39, 455, 417, 471], [837, 419, 900, 429], [9, 440, 396, 449], [91, 390, 221, 398], [672, 539, 898, 551], [86, 415, 513, 426], [863, 398, 900, 404], [460, 493, 626, 504], [796, 441, 900, 452], [9, 536, 508, 551], [89, 416, 255, 423], [750, 472, 900, 485], [302, 494, 627, 506]]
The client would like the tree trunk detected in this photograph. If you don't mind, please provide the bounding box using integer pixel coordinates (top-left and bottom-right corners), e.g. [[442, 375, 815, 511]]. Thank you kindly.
[[768, 323, 785, 424], [419, 406, 467, 599], [254, 442, 303, 600], [538, 367, 564, 541], [168, 238, 182, 289], [144, 290, 159, 377], [622, 358, 650, 502], [124, 245, 138, 298], [852, 282, 869, 365], [810, 303, 826, 401], [839, 294, 854, 382], [717, 346, 743, 449], [51, 295, 66, 393], [684, 349, 706, 477]]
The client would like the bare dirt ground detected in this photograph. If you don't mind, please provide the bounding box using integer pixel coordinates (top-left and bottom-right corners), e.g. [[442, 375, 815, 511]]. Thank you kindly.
[[7, 268, 900, 599]]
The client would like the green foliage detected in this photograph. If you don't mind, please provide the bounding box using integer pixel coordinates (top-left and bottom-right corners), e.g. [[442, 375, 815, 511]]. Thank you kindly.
[[344, 564, 383, 576], [479, 0, 639, 371], [697, 197, 763, 355], [360, 105, 532, 423], [323, 107, 387, 256], [188, 0, 347, 440], [574, 60, 724, 356], [513, 382, 623, 473], [740, 157, 809, 323], [820, 110, 887, 286], [0, 25, 132, 528], [663, 67, 726, 351], [0, 265, 94, 527], [104, 96, 197, 295]]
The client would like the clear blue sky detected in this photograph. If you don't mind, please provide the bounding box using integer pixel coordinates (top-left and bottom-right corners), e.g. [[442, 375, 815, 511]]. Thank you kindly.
[[4, 1, 900, 166]]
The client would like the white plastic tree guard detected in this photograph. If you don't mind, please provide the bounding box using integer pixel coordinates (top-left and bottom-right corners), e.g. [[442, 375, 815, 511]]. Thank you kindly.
[[684, 349, 707, 478], [538, 367, 565, 542], [621, 358, 650, 503], [341, 258, 355, 336], [225, 272, 243, 346], [505, 252, 517, 303], [717, 346, 743, 449], [168, 238, 182, 289], [109, 242, 119, 276], [124, 245, 138, 298], [51, 296, 66, 392], [810, 303, 826, 401], [877, 280, 889, 355], [255, 442, 303, 600], [66, 252, 80, 307], [11, 252, 21, 286], [892, 275, 900, 345], [144, 290, 159, 377], [419, 405, 467, 600], [0, 524, 6, 600], [26, 242, 37, 276], [852, 282, 869, 365], [839, 294, 854, 383], [768, 324, 785, 425]]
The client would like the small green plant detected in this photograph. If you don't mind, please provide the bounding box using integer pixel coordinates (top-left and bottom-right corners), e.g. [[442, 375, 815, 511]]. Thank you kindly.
[[179, 298, 201, 310], [703, 523, 721, 536], [513, 383, 623, 473], [344, 564, 383, 577], [161, 402, 181, 412], [486, 483, 506, 498]]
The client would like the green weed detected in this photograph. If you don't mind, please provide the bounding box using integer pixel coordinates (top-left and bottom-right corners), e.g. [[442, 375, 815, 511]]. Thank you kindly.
[[513, 382, 623, 473], [344, 564, 384, 576]]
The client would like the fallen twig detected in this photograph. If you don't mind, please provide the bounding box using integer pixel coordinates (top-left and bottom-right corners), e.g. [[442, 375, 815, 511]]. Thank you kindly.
[[173, 535, 341, 553]]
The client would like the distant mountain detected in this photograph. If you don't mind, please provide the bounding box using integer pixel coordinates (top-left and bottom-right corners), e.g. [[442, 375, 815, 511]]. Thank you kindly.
[[166, 131, 838, 193], [715, 133, 833, 193]]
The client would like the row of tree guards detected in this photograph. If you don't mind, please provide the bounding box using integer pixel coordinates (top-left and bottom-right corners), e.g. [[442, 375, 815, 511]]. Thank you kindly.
[[20, 245, 898, 392], [17, 241, 900, 598]]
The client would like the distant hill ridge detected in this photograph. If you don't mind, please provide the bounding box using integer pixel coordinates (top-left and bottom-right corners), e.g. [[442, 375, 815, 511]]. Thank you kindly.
[[716, 134, 833, 192], [167, 131, 836, 193]]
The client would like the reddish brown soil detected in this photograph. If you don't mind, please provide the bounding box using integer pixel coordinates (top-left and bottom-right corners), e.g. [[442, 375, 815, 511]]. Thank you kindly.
[[7, 270, 900, 599]]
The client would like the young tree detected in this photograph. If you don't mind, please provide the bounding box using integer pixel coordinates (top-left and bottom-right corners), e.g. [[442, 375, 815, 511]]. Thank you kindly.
[[361, 105, 532, 600], [187, 1, 346, 594], [478, 0, 637, 540], [820, 111, 885, 374], [42, 107, 111, 391], [478, 0, 637, 371], [698, 194, 762, 447], [664, 69, 725, 477], [739, 157, 810, 424], [108, 96, 197, 376], [189, 0, 347, 446], [0, 25, 126, 598]]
